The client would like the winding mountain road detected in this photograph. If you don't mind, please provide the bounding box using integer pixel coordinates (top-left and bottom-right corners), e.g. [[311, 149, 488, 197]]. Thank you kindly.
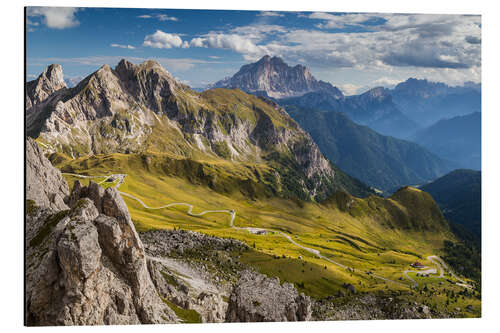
[[63, 172, 471, 290]]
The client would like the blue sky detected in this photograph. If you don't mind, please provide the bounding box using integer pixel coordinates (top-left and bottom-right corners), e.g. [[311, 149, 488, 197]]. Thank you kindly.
[[26, 7, 481, 94]]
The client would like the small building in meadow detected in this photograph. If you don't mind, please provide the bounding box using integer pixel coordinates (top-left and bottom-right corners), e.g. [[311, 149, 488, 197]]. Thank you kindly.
[[411, 262, 425, 269]]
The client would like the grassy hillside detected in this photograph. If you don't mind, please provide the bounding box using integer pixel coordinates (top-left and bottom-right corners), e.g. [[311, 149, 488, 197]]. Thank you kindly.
[[421, 169, 481, 238], [49, 151, 470, 301]]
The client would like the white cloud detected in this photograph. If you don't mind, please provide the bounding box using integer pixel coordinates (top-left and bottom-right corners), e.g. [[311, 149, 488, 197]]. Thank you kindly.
[[373, 77, 402, 87], [143, 30, 188, 49], [27, 7, 80, 29], [26, 18, 39, 27], [308, 12, 380, 29], [188, 25, 287, 59], [110, 43, 136, 50], [186, 13, 480, 86], [137, 14, 179, 21], [339, 83, 363, 95], [257, 11, 284, 17], [190, 34, 259, 53], [157, 14, 178, 22]]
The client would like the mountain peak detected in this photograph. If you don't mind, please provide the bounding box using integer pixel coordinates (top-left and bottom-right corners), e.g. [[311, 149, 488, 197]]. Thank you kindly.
[[211, 57, 342, 99], [43, 64, 65, 86], [26, 63, 67, 112], [365, 86, 389, 98]]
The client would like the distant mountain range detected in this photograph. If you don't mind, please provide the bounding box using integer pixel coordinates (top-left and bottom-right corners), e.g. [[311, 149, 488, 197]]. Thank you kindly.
[[212, 56, 418, 138], [391, 78, 481, 127], [211, 56, 481, 140], [421, 169, 481, 240], [412, 112, 481, 170], [281, 86, 419, 138], [284, 105, 456, 192], [210, 56, 458, 191]]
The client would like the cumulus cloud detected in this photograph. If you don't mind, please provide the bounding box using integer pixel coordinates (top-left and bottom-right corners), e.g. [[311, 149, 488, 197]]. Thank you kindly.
[[373, 77, 402, 87], [308, 12, 381, 29], [190, 34, 266, 56], [157, 14, 178, 21], [188, 25, 288, 60], [339, 83, 363, 95], [465, 36, 481, 44], [27, 7, 80, 29], [133, 13, 480, 86], [257, 11, 284, 17], [137, 13, 178, 21], [191, 13, 480, 80], [110, 43, 136, 49], [143, 30, 188, 49]]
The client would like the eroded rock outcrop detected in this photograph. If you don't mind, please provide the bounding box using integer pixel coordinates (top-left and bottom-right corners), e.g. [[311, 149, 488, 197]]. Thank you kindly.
[[25, 141, 177, 326], [226, 270, 312, 322], [26, 137, 68, 211], [141, 229, 249, 323]]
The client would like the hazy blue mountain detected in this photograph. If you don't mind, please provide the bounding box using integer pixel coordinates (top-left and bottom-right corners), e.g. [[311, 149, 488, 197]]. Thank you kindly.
[[284, 105, 456, 192], [411, 112, 481, 170], [391, 78, 481, 126], [421, 169, 481, 239]]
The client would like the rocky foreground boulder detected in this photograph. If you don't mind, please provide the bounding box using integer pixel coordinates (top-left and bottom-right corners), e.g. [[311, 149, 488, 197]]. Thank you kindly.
[[25, 140, 177, 326], [226, 270, 312, 322]]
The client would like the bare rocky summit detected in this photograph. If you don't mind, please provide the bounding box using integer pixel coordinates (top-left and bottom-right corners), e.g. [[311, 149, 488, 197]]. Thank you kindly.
[[26, 64, 66, 112], [210, 55, 344, 99]]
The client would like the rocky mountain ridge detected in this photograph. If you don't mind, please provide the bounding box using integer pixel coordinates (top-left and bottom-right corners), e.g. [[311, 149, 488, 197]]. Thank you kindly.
[[391, 78, 481, 126], [26, 59, 339, 201]]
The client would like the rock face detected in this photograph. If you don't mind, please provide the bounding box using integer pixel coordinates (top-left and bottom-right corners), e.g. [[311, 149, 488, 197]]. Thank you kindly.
[[26, 59, 337, 201], [210, 55, 343, 99], [26, 137, 69, 210], [226, 270, 312, 322], [25, 141, 177, 326], [141, 229, 249, 323], [26, 64, 66, 112]]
